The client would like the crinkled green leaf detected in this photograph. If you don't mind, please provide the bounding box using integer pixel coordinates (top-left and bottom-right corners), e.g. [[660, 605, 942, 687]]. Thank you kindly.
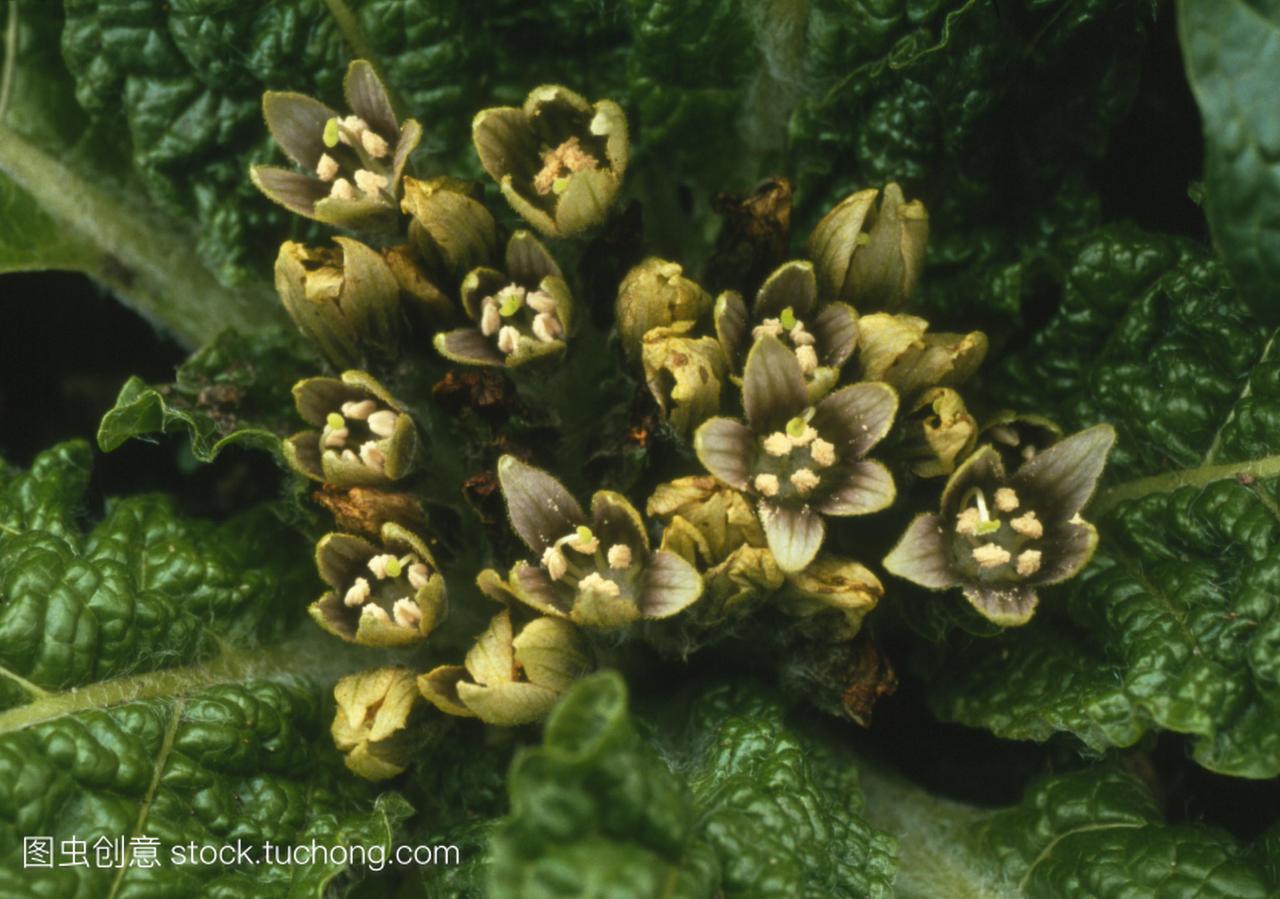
[[928, 225, 1280, 778], [1180, 0, 1280, 325], [97, 327, 319, 461], [489, 671, 896, 899], [0, 441, 412, 894]]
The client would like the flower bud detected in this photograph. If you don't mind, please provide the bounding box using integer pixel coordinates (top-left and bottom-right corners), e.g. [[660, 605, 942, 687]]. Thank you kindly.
[[899, 387, 979, 478], [331, 667, 417, 781], [808, 183, 929, 312], [615, 258, 712, 362], [400, 176, 499, 285], [640, 322, 727, 437]]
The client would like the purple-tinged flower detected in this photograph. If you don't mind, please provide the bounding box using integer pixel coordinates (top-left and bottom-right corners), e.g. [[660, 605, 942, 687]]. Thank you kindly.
[[251, 60, 421, 231], [694, 336, 898, 573], [883, 424, 1116, 626]]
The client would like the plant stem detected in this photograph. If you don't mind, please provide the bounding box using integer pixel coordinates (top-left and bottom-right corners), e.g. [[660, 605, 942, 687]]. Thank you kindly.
[[1091, 453, 1280, 516], [0, 121, 281, 347]]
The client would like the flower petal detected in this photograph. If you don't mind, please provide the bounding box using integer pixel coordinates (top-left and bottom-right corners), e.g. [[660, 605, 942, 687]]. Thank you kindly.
[[390, 118, 422, 187], [591, 490, 651, 554], [1012, 424, 1117, 519], [636, 550, 703, 618], [815, 460, 895, 516], [434, 328, 504, 367], [755, 260, 817, 320], [714, 290, 750, 368], [512, 617, 592, 691], [251, 165, 327, 219], [812, 302, 858, 368], [460, 266, 508, 322], [555, 168, 619, 237], [962, 584, 1039, 627], [464, 609, 515, 686], [344, 59, 398, 141], [743, 335, 808, 433], [693, 417, 755, 490], [473, 106, 538, 181], [759, 501, 825, 573], [417, 665, 474, 718], [1033, 518, 1100, 586], [812, 381, 898, 459], [262, 92, 337, 169], [882, 513, 961, 589], [939, 444, 1006, 517], [457, 681, 560, 726], [497, 455, 586, 553], [510, 562, 572, 617], [507, 230, 564, 284], [806, 188, 878, 300]]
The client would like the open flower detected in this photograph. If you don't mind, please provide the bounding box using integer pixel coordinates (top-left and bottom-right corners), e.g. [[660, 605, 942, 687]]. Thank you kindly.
[[807, 183, 929, 313], [981, 411, 1064, 469], [252, 60, 421, 230], [695, 336, 897, 572], [433, 231, 573, 368], [491, 455, 703, 630], [274, 238, 401, 370], [283, 371, 419, 487], [310, 522, 446, 647], [715, 260, 858, 404], [331, 667, 417, 781], [883, 424, 1116, 626], [472, 85, 628, 237], [418, 609, 592, 726]]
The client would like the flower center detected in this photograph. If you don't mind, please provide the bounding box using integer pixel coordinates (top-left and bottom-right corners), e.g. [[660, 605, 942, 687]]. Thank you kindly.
[[952, 486, 1044, 581], [533, 136, 600, 196], [322, 399, 399, 474], [751, 307, 820, 374], [480, 282, 564, 353], [344, 551, 432, 629], [752, 412, 839, 504], [539, 526, 636, 596], [317, 115, 395, 202]]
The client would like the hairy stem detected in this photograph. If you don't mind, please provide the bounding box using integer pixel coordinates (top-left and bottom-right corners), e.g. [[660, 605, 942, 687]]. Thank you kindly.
[[1092, 453, 1280, 516], [0, 122, 280, 347]]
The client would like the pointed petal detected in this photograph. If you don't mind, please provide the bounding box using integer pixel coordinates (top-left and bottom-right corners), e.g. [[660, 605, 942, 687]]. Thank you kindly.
[[251, 166, 327, 219], [460, 266, 508, 321], [714, 290, 749, 369], [760, 501, 825, 573], [312, 195, 397, 232], [390, 118, 422, 187], [593, 98, 630, 176], [465, 610, 515, 686], [637, 550, 703, 618], [315, 532, 376, 590], [962, 585, 1039, 627], [498, 455, 586, 553], [812, 302, 858, 368], [882, 513, 961, 589], [743, 335, 807, 433], [693, 418, 754, 490], [282, 432, 324, 482], [417, 666, 475, 718], [807, 188, 878, 301], [590, 491, 650, 554], [499, 177, 560, 236], [940, 445, 1006, 517], [434, 329, 504, 367], [816, 460, 895, 516], [1034, 518, 1100, 586], [1012, 424, 1117, 519], [755, 260, 817, 319], [473, 106, 538, 181], [457, 681, 560, 726], [506, 230, 564, 283], [262, 91, 337, 168], [344, 60, 398, 139], [812, 381, 898, 459], [510, 562, 572, 617]]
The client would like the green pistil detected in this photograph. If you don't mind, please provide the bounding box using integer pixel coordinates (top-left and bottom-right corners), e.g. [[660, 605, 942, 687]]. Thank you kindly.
[[576, 525, 594, 543], [326, 412, 345, 430], [786, 416, 807, 438], [780, 306, 797, 330], [552, 176, 571, 195], [385, 557, 402, 578], [974, 519, 1001, 536], [323, 117, 341, 148], [499, 293, 524, 317]]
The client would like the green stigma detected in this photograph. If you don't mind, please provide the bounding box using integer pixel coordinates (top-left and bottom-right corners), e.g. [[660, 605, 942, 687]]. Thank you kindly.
[[552, 176, 571, 195], [326, 412, 345, 430], [786, 416, 807, 438], [499, 291, 524, 317], [779, 307, 797, 330], [576, 525, 594, 543], [975, 519, 1001, 536], [323, 117, 341, 148], [385, 556, 403, 578], [855, 232, 871, 247]]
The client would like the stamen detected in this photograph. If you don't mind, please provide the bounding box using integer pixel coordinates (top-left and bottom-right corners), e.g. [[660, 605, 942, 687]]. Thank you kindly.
[[316, 153, 339, 182], [340, 115, 368, 142], [354, 169, 389, 198], [360, 604, 390, 624], [607, 544, 633, 569], [1016, 549, 1042, 576], [407, 563, 431, 591], [972, 543, 1011, 568], [810, 438, 837, 468], [341, 400, 377, 420], [542, 545, 568, 581], [392, 598, 422, 628], [754, 473, 780, 496], [368, 554, 396, 579], [343, 577, 371, 607], [752, 319, 784, 341], [340, 449, 360, 464], [578, 571, 621, 598], [790, 325, 816, 347], [956, 507, 981, 536], [567, 526, 599, 554], [790, 468, 821, 495], [532, 312, 562, 342], [1010, 511, 1043, 539], [763, 433, 793, 457], [330, 178, 357, 201], [359, 441, 386, 474], [795, 344, 819, 375], [994, 488, 1020, 513], [497, 326, 520, 355], [322, 426, 349, 449], [533, 136, 598, 195], [481, 298, 501, 336], [526, 291, 558, 314], [361, 130, 390, 158], [366, 410, 398, 438], [496, 285, 526, 317]]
